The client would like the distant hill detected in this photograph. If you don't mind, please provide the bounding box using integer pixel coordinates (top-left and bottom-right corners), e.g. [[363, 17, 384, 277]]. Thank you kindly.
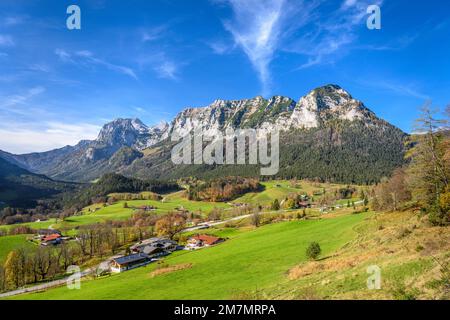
[[0, 157, 79, 208], [64, 173, 179, 210], [0, 85, 408, 184]]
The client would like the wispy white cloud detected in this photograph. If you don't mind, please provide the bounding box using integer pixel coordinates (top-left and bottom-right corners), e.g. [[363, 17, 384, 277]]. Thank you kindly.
[[377, 82, 430, 100], [76, 50, 138, 79], [295, 33, 356, 70], [55, 48, 73, 62], [141, 25, 169, 43], [155, 61, 178, 80], [208, 40, 233, 55], [218, 0, 302, 95], [2, 15, 28, 27], [342, 0, 357, 8], [0, 86, 46, 111], [355, 34, 417, 51], [0, 121, 101, 154], [357, 78, 430, 100], [216, 0, 389, 93], [55, 49, 138, 80], [29, 64, 51, 73], [0, 34, 14, 46], [289, 0, 384, 69], [137, 52, 180, 80], [134, 107, 146, 113]]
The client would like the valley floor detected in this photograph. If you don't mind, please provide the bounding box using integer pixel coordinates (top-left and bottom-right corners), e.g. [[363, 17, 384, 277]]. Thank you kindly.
[[6, 210, 449, 300]]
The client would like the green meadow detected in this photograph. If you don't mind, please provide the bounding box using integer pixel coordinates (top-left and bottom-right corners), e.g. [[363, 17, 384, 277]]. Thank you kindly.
[[233, 180, 350, 205], [0, 191, 230, 233], [0, 234, 35, 264], [13, 212, 368, 300]]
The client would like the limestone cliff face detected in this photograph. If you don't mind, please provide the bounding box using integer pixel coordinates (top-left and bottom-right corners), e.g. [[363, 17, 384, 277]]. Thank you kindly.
[[0, 85, 403, 182]]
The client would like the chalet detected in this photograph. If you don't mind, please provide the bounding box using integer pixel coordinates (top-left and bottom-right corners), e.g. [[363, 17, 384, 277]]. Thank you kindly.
[[131, 238, 180, 256], [110, 253, 151, 273], [133, 245, 169, 258], [41, 233, 62, 246], [186, 234, 224, 250]]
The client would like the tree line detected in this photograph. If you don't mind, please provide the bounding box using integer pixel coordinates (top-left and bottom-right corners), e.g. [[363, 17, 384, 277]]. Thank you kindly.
[[371, 105, 449, 226], [187, 177, 262, 202]]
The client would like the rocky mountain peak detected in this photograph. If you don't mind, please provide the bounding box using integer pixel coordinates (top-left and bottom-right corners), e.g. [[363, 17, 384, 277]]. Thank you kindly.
[[96, 118, 147, 146], [288, 85, 376, 128]]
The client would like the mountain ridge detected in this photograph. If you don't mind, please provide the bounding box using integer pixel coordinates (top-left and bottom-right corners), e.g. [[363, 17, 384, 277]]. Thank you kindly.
[[0, 84, 407, 183], [0, 157, 79, 208]]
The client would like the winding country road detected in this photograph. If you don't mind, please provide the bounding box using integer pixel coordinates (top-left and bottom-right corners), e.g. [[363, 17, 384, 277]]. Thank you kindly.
[[0, 254, 123, 299], [0, 268, 94, 298]]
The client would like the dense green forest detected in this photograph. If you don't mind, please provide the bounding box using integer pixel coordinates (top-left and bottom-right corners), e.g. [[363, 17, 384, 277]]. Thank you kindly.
[[0, 172, 179, 225], [0, 157, 79, 208], [125, 120, 407, 185]]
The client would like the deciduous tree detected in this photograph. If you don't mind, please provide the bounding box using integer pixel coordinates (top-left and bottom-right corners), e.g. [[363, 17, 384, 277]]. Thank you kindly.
[[155, 213, 187, 240]]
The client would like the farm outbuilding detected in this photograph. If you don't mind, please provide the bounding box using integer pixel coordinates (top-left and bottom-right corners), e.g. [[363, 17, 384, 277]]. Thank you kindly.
[[110, 253, 151, 273]]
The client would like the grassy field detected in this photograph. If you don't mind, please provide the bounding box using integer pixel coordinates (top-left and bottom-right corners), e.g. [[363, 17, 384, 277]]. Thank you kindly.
[[0, 180, 356, 234], [0, 234, 35, 264], [0, 219, 56, 233], [59, 193, 230, 228], [233, 180, 354, 206], [12, 212, 368, 300], [0, 191, 231, 234]]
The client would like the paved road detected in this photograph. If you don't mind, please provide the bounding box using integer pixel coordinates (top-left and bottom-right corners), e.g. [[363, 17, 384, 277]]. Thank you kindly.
[[0, 268, 94, 298], [0, 253, 124, 299]]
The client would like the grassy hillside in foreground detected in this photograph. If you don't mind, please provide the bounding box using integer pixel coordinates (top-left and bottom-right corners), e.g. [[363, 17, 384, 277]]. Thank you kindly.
[[271, 211, 450, 300], [0, 235, 35, 264], [11, 212, 368, 300]]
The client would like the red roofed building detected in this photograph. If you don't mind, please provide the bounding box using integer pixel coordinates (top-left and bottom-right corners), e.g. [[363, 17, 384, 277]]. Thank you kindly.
[[186, 234, 224, 250], [41, 233, 62, 245]]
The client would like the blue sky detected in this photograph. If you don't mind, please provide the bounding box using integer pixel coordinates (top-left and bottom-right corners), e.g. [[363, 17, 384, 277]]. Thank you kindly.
[[0, 0, 449, 153]]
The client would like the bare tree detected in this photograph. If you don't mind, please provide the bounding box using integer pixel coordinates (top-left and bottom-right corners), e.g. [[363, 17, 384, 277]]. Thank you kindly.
[[251, 211, 261, 228], [408, 104, 449, 207], [35, 247, 52, 280], [58, 243, 74, 271], [77, 231, 89, 258]]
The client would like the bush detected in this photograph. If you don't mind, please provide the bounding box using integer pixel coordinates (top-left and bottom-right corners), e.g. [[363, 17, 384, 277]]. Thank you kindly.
[[428, 204, 449, 227], [271, 199, 280, 211], [306, 242, 321, 260]]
